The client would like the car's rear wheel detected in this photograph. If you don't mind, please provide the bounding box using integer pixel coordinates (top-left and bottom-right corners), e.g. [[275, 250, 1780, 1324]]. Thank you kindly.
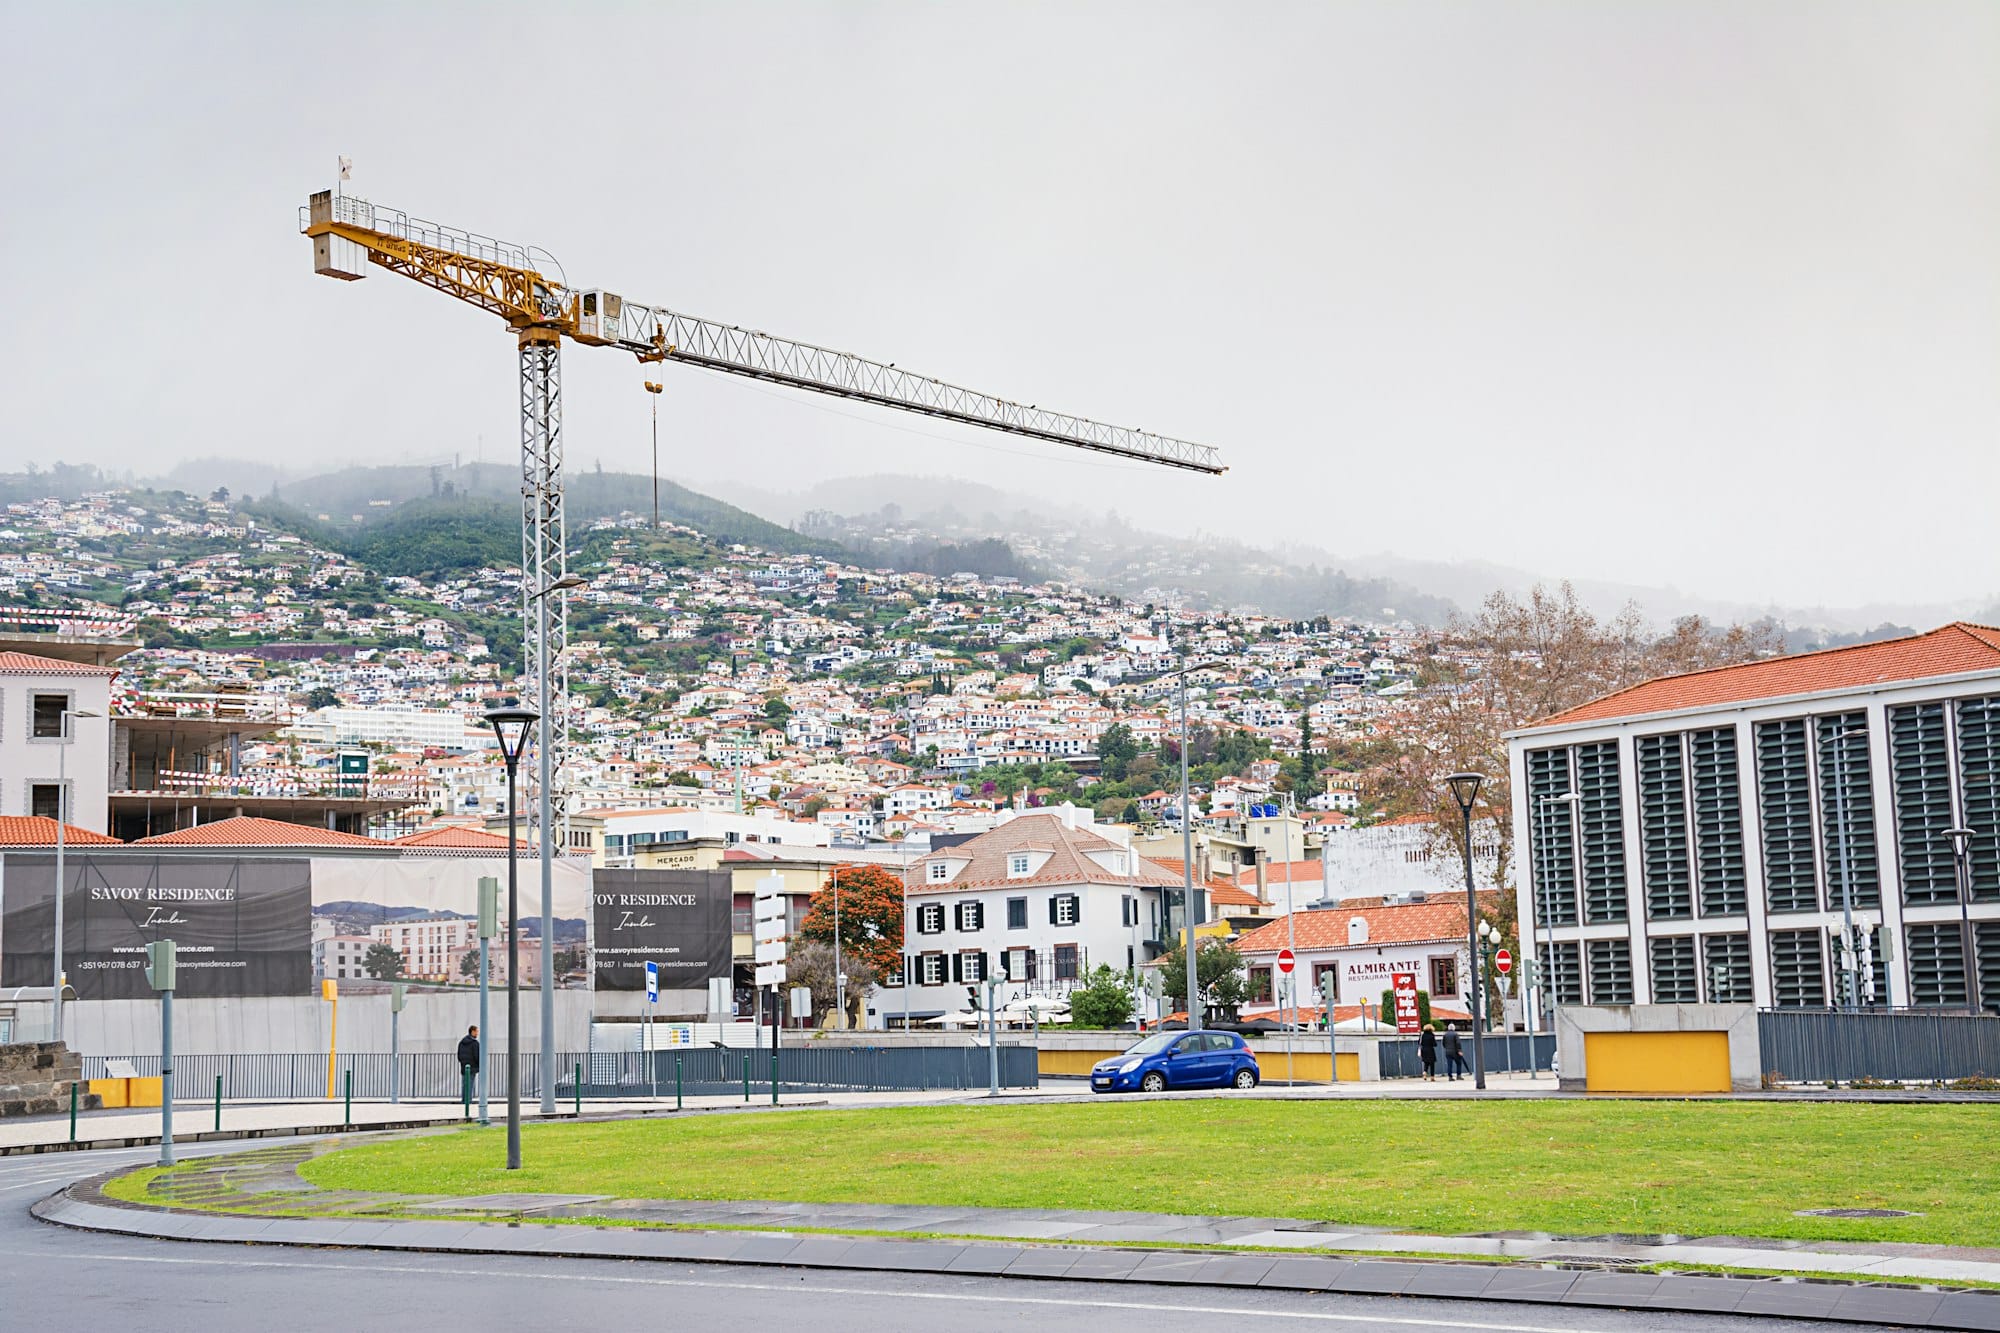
[[1233, 1067, 1258, 1090], [1140, 1071, 1167, 1093]]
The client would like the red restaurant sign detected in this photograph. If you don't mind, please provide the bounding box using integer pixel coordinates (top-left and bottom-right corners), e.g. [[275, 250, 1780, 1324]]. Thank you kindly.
[[1391, 971, 1421, 1034]]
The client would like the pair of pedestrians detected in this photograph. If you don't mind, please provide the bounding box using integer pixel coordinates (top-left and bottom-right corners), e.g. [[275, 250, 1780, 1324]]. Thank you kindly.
[[1418, 1022, 1469, 1080]]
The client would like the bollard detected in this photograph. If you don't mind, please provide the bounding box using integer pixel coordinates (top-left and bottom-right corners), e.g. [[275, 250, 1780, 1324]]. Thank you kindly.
[[214, 1074, 222, 1133], [675, 1055, 683, 1111], [69, 1080, 77, 1143], [742, 1055, 750, 1102], [574, 1062, 582, 1117], [771, 1052, 778, 1106], [343, 1068, 352, 1127], [462, 1067, 471, 1121]]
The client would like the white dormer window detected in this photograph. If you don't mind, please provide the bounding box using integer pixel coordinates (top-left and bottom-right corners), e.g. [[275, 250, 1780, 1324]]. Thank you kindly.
[[1008, 854, 1032, 878], [929, 860, 951, 882]]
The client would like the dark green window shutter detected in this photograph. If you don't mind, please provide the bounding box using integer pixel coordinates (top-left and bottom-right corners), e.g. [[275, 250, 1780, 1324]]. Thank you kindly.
[[1955, 695, 2000, 903], [1649, 935, 1697, 1003], [1700, 932, 1753, 1003], [1586, 938, 1633, 1004], [1527, 746, 1578, 927], [1890, 703, 1956, 906], [1578, 741, 1628, 923], [1816, 713, 1879, 911], [1638, 733, 1692, 920], [1690, 727, 1747, 917], [1906, 923, 1968, 1007], [1769, 929, 1825, 1008]]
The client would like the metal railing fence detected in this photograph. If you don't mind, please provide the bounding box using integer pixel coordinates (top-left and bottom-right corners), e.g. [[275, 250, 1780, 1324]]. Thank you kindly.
[[1757, 1009, 2000, 1083], [1376, 1033, 1555, 1079]]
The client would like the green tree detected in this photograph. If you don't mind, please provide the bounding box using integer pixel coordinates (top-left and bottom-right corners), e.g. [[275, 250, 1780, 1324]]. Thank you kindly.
[[764, 696, 792, 721], [458, 951, 482, 980], [362, 943, 404, 981], [1097, 722, 1138, 782], [1156, 938, 1252, 1015], [1066, 964, 1136, 1029], [304, 686, 340, 710]]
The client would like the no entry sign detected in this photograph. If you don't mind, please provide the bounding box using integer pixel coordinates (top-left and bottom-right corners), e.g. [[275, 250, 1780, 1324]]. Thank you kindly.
[[1494, 948, 1512, 975], [1276, 948, 1296, 975]]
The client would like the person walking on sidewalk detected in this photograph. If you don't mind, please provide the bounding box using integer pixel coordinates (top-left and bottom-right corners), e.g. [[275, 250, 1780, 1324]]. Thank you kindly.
[[1419, 1022, 1438, 1081], [1442, 1023, 1467, 1080]]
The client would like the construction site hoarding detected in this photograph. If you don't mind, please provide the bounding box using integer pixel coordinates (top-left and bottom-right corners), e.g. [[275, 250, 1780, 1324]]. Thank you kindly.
[[591, 868, 733, 991]]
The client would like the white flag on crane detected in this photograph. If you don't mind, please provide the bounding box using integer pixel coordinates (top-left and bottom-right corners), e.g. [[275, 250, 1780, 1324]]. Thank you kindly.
[[338, 155, 352, 182]]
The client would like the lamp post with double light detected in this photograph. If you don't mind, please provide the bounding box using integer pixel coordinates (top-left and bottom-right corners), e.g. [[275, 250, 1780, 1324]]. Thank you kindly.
[[1946, 826, 1980, 1016], [52, 707, 101, 1046], [484, 702, 538, 1171], [1444, 772, 1489, 1090]]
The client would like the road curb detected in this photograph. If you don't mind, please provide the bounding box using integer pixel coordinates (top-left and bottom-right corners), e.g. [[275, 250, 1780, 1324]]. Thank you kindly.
[[32, 1179, 1998, 1330]]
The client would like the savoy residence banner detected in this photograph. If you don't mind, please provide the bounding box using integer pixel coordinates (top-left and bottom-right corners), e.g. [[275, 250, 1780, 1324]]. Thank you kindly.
[[592, 868, 733, 991], [1, 854, 312, 999]]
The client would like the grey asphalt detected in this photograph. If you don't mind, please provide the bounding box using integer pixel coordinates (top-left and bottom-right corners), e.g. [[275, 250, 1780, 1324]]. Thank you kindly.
[[0, 1146, 1942, 1333]]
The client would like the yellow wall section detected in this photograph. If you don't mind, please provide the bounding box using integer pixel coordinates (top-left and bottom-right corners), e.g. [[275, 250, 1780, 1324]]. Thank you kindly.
[[1584, 1031, 1731, 1093]]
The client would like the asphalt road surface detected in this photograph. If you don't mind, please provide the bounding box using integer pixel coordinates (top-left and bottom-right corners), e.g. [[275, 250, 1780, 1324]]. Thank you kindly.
[[0, 1144, 1868, 1333]]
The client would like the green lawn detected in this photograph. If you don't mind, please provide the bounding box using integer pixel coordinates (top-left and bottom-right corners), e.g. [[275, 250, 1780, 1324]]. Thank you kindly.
[[300, 1100, 2000, 1247]]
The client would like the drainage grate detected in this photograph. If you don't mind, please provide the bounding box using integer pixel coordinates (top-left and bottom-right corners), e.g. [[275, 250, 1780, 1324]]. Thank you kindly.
[[1794, 1208, 1921, 1219], [1544, 1256, 1652, 1269]]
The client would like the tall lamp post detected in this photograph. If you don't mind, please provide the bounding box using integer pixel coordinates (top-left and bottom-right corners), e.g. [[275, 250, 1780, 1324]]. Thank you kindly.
[[1444, 772, 1489, 1091], [52, 708, 102, 1047], [1946, 826, 1980, 1017], [530, 573, 586, 1114], [484, 702, 538, 1171]]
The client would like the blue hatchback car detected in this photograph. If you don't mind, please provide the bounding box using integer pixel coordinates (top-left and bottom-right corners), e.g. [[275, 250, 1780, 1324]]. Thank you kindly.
[[1090, 1030, 1260, 1093]]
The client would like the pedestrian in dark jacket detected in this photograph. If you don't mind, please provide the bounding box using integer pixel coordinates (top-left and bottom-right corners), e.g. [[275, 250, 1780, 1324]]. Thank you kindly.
[[456, 1024, 481, 1087], [1419, 1023, 1438, 1081], [1442, 1024, 1467, 1080]]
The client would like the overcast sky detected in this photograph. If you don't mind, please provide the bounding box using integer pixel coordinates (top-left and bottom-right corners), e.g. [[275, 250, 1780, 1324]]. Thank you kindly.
[[3, 3, 1994, 610]]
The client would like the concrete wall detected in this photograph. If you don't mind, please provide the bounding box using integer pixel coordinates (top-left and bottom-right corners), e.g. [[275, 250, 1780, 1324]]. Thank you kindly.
[[64, 990, 596, 1057], [1554, 1004, 1759, 1093]]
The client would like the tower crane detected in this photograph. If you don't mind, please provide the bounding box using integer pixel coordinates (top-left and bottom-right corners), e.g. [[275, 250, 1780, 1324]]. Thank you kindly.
[[299, 181, 1223, 1107]]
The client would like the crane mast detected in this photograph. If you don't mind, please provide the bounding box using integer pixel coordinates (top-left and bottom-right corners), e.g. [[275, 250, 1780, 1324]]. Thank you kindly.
[[300, 182, 1222, 1106]]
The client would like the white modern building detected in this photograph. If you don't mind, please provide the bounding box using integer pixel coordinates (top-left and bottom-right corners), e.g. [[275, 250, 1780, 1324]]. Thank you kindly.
[[0, 650, 117, 830], [1507, 623, 2000, 1012], [292, 705, 476, 751]]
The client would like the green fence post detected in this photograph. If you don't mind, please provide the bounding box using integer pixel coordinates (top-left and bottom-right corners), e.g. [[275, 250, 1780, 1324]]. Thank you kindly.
[[214, 1074, 222, 1133], [574, 1062, 582, 1117], [462, 1066, 471, 1121], [343, 1068, 352, 1126], [771, 1051, 778, 1105], [68, 1080, 77, 1143], [675, 1055, 683, 1111], [742, 1055, 750, 1102]]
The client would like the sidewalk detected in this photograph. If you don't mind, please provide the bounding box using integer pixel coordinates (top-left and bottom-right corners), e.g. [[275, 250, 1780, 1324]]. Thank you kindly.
[[37, 1138, 2000, 1330]]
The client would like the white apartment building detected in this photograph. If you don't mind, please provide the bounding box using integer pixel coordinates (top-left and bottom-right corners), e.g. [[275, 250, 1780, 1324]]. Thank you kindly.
[[0, 651, 116, 831], [584, 805, 829, 865], [1508, 623, 2000, 1012], [294, 705, 475, 751], [314, 933, 374, 981], [372, 914, 481, 981]]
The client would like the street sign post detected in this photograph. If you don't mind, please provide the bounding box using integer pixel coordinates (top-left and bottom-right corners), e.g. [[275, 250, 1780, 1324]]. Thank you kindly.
[[1320, 970, 1338, 1082], [1276, 948, 1296, 975], [389, 981, 407, 1104], [753, 875, 786, 1105], [1494, 948, 1512, 976], [645, 960, 660, 1098], [145, 939, 177, 1165]]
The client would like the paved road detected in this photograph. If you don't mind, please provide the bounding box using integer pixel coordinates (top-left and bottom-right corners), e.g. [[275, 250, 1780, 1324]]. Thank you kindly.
[[0, 1147, 1865, 1332]]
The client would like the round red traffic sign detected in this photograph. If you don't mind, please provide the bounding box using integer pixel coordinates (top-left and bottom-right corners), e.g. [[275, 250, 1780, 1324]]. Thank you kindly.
[[1494, 948, 1513, 975], [1276, 948, 1296, 975]]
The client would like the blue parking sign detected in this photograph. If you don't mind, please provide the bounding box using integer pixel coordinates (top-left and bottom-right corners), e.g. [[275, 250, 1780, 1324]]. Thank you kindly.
[[644, 960, 659, 1003]]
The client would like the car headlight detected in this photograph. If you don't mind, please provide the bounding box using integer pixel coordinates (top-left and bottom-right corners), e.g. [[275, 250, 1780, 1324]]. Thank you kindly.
[[1117, 1058, 1143, 1074]]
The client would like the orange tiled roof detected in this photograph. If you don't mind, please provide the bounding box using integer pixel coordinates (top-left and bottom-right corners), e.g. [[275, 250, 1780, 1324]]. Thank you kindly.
[[135, 816, 382, 848], [912, 813, 1180, 895], [1231, 897, 1498, 954], [0, 651, 119, 677], [1537, 622, 2000, 728], [1146, 857, 1263, 908], [392, 825, 528, 852], [0, 816, 122, 846]]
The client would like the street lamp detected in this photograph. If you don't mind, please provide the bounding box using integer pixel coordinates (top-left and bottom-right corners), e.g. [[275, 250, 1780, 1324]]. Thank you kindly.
[[529, 573, 586, 1114], [484, 701, 538, 1171], [52, 708, 101, 1046], [1946, 826, 1980, 1016], [1164, 659, 1224, 1032], [1444, 772, 1488, 1090]]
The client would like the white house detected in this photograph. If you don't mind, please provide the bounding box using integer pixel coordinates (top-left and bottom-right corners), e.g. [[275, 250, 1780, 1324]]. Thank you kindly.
[[0, 651, 117, 831], [865, 810, 1183, 1028]]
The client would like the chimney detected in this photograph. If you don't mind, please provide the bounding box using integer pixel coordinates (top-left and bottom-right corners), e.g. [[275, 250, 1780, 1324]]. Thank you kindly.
[[1254, 857, 1269, 908]]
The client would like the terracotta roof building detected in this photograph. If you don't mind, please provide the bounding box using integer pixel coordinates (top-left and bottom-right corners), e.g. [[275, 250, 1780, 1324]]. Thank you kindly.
[[1230, 897, 1500, 1017], [134, 815, 382, 848], [1508, 622, 2000, 1015]]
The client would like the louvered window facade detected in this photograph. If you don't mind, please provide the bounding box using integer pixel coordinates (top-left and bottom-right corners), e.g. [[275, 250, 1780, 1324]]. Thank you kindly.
[[1770, 929, 1827, 1008], [1690, 727, 1747, 917], [1577, 741, 1628, 923], [1890, 703, 1958, 906], [1827, 925, 1891, 1008], [1958, 695, 2000, 903], [1637, 733, 1692, 920], [1649, 934, 1698, 1003], [1587, 938, 1634, 1003], [1906, 922, 1968, 1008], [1527, 747, 1578, 927], [1816, 714, 1880, 911], [1702, 933, 1753, 1003], [1755, 719, 1817, 914], [1538, 940, 1582, 1006]]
